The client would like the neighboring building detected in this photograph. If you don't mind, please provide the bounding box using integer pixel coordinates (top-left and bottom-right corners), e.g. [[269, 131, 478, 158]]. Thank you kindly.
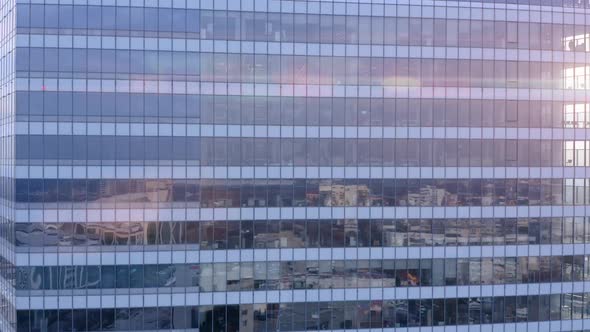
[[4, 0, 590, 331]]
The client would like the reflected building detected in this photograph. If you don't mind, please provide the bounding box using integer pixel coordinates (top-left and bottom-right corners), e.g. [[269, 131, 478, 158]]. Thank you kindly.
[[5, 0, 590, 331]]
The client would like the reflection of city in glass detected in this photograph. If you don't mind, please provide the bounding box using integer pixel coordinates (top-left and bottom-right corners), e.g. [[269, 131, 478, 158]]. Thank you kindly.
[[3, 0, 590, 331]]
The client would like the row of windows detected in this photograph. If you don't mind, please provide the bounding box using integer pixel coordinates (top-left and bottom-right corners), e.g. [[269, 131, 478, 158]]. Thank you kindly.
[[14, 293, 590, 332], [14, 136, 580, 167], [16, 93, 584, 129], [15, 6, 590, 52], [13, 178, 583, 207], [14, 255, 590, 291], [14, 217, 590, 248], [16, 50, 581, 90]]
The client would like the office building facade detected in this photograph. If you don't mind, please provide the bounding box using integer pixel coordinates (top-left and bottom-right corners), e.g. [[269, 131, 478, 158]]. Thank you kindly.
[[6, 0, 590, 330]]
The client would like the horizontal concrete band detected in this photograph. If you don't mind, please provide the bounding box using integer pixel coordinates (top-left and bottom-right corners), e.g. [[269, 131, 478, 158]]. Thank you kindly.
[[13, 281, 590, 309]]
